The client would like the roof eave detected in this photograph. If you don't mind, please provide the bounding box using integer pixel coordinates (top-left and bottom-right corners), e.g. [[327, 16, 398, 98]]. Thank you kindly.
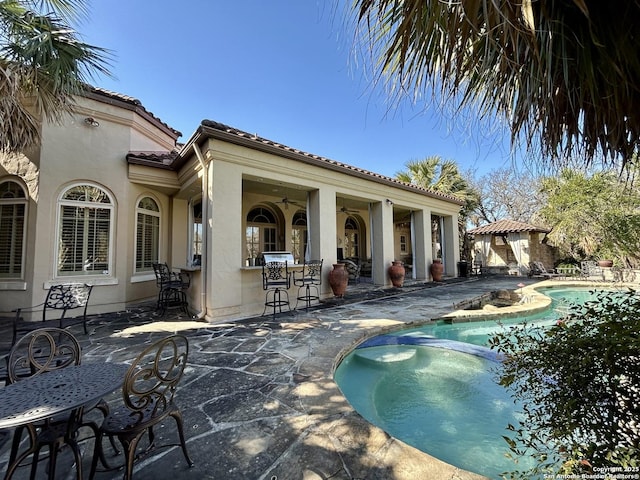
[[173, 122, 464, 206], [81, 88, 182, 140]]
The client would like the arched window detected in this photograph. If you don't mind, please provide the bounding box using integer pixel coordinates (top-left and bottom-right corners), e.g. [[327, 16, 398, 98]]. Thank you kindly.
[[344, 216, 360, 259], [291, 210, 307, 263], [57, 184, 114, 276], [0, 180, 27, 278], [135, 197, 160, 273], [246, 206, 277, 261]]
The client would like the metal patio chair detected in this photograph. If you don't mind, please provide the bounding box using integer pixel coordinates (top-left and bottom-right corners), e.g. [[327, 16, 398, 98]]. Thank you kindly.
[[88, 335, 194, 480], [293, 259, 323, 310], [261, 261, 292, 318], [12, 283, 93, 346], [152, 263, 190, 314]]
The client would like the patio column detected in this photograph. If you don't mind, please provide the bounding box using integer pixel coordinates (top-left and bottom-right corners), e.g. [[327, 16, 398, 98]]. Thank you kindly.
[[308, 188, 336, 294], [442, 214, 460, 277], [208, 161, 243, 311], [370, 200, 395, 285], [412, 209, 432, 280]]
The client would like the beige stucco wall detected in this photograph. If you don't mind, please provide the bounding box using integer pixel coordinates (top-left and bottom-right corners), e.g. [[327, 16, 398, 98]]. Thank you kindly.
[[0, 96, 178, 316]]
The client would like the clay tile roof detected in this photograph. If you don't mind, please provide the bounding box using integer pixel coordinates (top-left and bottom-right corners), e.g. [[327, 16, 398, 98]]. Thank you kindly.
[[127, 150, 179, 169], [82, 86, 182, 138], [467, 219, 550, 235], [196, 120, 465, 205]]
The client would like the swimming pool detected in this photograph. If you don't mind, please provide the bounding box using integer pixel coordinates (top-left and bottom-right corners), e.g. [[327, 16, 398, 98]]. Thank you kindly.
[[334, 286, 607, 479]]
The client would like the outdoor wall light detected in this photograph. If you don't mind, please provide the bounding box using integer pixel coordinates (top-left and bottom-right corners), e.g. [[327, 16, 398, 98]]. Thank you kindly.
[[386, 198, 394, 206], [84, 117, 100, 127]]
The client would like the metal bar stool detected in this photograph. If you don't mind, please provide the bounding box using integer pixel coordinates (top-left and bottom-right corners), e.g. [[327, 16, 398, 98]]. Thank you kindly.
[[152, 263, 189, 315], [261, 261, 291, 318], [293, 259, 323, 310]]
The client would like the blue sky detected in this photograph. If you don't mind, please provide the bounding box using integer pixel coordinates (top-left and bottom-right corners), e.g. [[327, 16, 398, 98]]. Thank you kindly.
[[82, 0, 517, 178]]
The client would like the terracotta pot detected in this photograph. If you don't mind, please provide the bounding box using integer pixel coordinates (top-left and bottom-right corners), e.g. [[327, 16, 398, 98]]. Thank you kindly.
[[430, 259, 444, 282], [597, 260, 613, 268], [328, 263, 349, 297], [388, 260, 406, 287]]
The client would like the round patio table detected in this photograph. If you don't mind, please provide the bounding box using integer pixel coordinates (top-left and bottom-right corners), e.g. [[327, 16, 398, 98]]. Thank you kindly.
[[0, 362, 129, 479], [0, 363, 129, 430]]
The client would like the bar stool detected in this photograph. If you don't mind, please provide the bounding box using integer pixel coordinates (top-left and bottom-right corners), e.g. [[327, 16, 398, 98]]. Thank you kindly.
[[152, 263, 190, 314], [261, 261, 291, 318], [293, 259, 323, 310]]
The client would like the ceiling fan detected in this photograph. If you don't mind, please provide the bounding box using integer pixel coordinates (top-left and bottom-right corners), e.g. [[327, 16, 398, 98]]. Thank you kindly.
[[337, 202, 359, 214], [276, 196, 304, 210]]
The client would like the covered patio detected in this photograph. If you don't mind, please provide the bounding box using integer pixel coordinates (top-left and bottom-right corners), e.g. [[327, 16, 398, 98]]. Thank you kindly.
[[129, 120, 464, 322]]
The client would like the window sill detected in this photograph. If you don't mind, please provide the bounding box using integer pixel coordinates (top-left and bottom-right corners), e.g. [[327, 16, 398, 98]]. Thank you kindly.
[[131, 273, 156, 283], [46, 277, 119, 288], [0, 281, 27, 291]]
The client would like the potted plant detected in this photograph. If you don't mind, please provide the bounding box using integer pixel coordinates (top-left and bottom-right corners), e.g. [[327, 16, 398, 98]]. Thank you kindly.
[[597, 259, 613, 268]]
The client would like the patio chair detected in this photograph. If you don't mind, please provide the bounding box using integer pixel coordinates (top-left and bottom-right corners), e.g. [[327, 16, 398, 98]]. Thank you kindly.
[[88, 335, 194, 480], [5, 328, 112, 480], [507, 263, 520, 276], [293, 259, 323, 310], [12, 283, 93, 346], [580, 261, 604, 281], [261, 261, 291, 318], [472, 259, 486, 276], [528, 261, 561, 279], [338, 259, 361, 284], [152, 263, 190, 314]]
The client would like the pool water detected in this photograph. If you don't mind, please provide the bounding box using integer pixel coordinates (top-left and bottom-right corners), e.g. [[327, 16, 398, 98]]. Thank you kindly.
[[333, 287, 608, 479]]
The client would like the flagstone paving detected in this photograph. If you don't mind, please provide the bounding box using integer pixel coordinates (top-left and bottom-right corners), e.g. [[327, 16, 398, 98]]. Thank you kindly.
[[0, 276, 545, 480]]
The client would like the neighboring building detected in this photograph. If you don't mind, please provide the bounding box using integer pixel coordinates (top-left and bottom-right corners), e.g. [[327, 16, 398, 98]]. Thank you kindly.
[[0, 87, 464, 322], [468, 219, 556, 275]]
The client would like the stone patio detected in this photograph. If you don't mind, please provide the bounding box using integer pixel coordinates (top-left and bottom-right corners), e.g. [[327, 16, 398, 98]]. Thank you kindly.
[[0, 276, 545, 480]]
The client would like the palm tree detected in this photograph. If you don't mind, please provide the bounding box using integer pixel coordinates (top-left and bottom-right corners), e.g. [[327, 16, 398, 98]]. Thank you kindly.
[[353, 1, 640, 170], [395, 156, 480, 259], [0, 0, 110, 153], [395, 156, 478, 207]]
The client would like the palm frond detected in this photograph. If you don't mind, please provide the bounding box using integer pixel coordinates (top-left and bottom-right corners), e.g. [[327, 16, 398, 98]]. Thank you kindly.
[[0, 1, 112, 151], [354, 0, 640, 170]]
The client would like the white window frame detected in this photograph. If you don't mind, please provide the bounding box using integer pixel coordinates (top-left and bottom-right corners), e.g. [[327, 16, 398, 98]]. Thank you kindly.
[[55, 182, 115, 280], [291, 210, 307, 264], [246, 206, 278, 263], [189, 196, 202, 267], [0, 179, 27, 282], [134, 195, 161, 275]]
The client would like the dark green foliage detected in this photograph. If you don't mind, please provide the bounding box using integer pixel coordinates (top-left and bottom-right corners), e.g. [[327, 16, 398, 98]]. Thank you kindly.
[[489, 289, 640, 477]]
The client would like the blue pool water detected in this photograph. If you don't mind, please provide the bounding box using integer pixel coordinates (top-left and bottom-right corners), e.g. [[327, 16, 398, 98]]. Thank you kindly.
[[334, 287, 607, 479]]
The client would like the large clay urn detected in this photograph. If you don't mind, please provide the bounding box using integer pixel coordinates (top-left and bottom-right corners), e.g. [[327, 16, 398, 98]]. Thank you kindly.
[[430, 259, 444, 282], [388, 260, 406, 288], [328, 263, 349, 297]]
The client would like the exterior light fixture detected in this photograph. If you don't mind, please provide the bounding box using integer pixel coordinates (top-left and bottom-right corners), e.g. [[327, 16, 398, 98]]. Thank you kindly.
[[84, 117, 100, 127], [386, 199, 393, 206]]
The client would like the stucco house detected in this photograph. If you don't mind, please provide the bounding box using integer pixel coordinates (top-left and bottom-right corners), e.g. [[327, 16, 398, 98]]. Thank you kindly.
[[0, 87, 464, 322], [467, 219, 555, 276]]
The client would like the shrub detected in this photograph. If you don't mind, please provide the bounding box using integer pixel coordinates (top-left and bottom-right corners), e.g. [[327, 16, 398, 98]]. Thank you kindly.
[[489, 289, 640, 478]]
